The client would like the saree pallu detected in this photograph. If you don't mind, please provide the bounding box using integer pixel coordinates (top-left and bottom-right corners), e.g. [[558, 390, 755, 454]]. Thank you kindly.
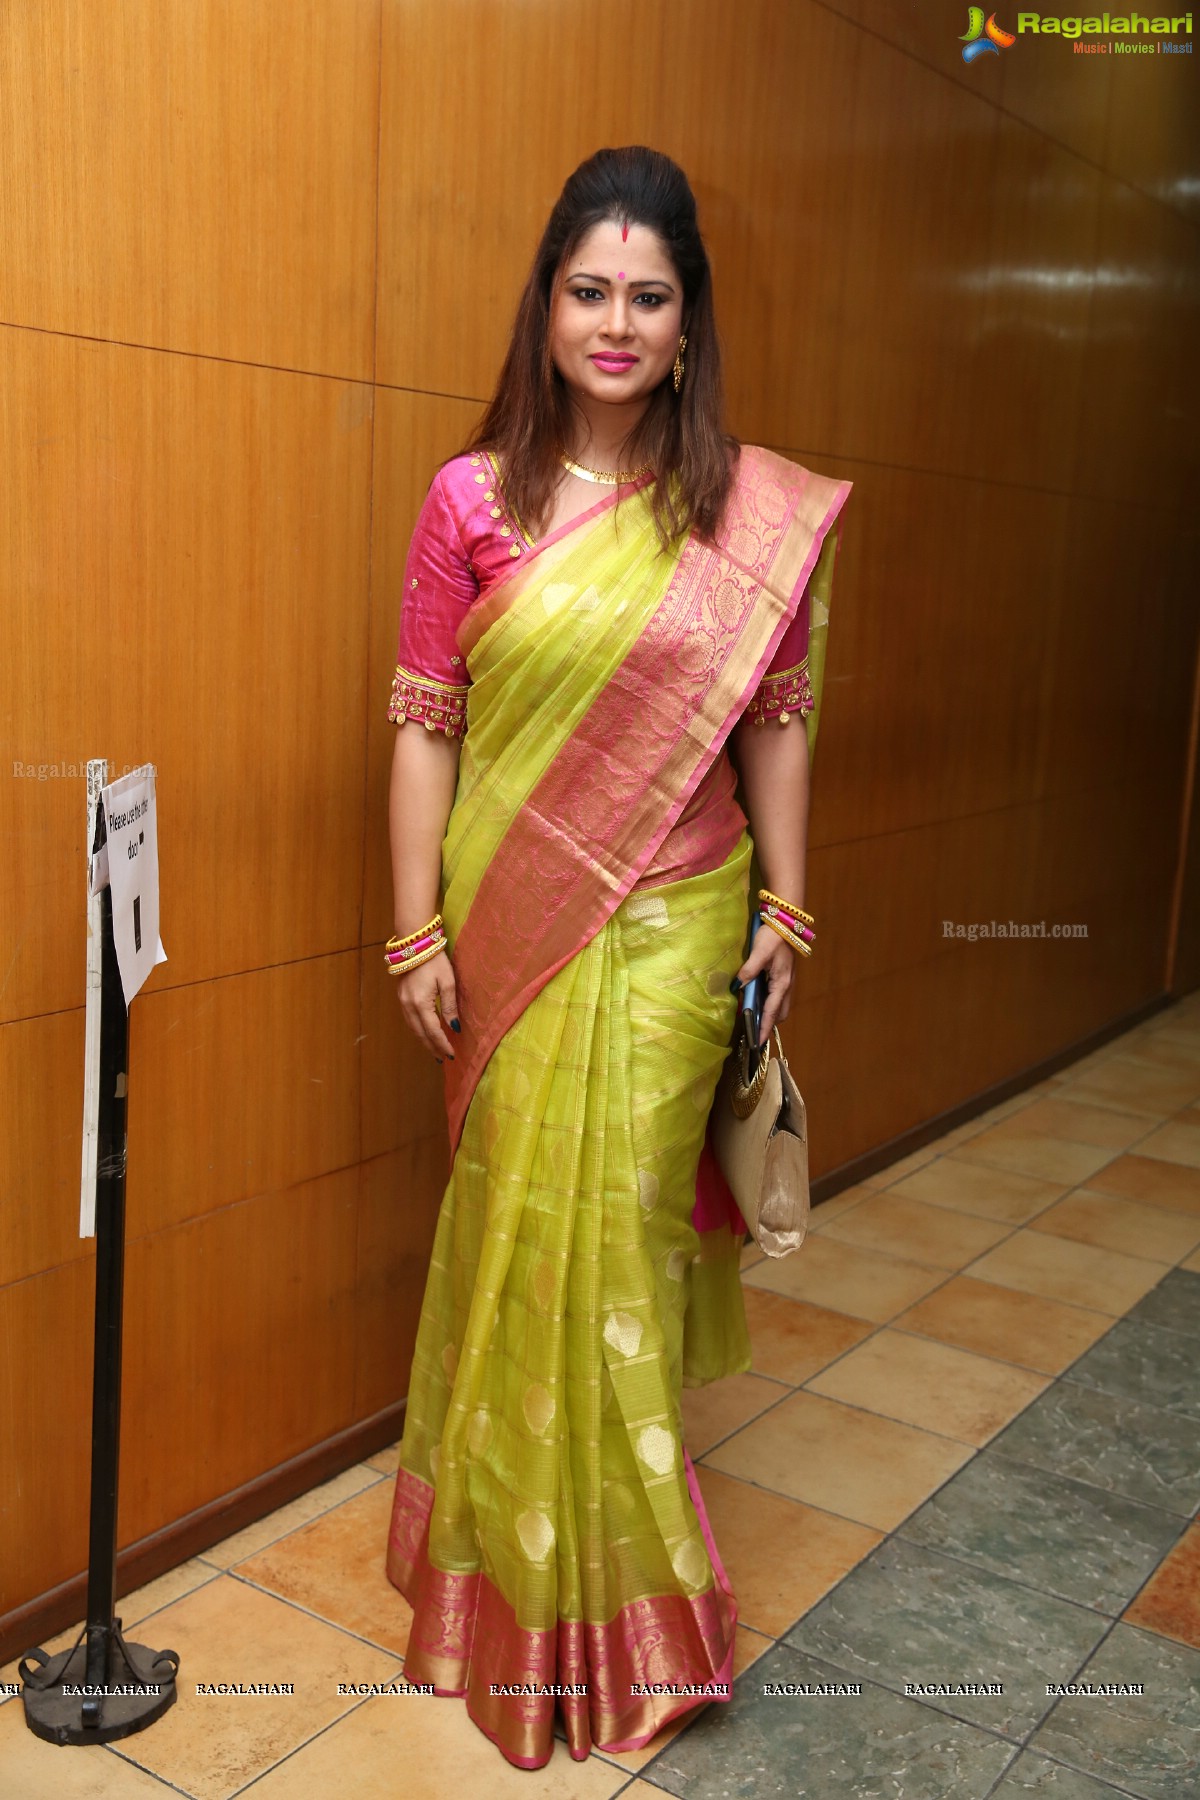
[[386, 447, 852, 1767]]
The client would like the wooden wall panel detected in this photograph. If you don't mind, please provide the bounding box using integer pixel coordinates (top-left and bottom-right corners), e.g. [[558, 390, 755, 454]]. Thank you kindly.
[[0, 330, 374, 1025], [0, 1011, 91, 1288], [0, 1, 381, 375], [125, 955, 362, 1239], [355, 1142, 450, 1421], [0, 1258, 95, 1612], [1072, 184, 1200, 509]]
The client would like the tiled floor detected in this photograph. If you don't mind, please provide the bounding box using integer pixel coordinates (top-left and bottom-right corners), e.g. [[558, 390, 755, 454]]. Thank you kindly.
[[5, 997, 1200, 1797]]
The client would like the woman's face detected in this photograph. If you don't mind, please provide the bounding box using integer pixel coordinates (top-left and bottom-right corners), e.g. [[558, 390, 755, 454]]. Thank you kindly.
[[549, 219, 685, 416]]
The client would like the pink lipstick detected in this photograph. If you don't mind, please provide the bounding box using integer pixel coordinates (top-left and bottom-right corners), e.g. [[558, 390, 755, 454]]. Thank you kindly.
[[590, 353, 638, 373]]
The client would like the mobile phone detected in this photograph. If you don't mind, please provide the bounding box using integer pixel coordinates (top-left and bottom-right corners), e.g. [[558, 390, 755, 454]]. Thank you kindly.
[[739, 912, 766, 1051]]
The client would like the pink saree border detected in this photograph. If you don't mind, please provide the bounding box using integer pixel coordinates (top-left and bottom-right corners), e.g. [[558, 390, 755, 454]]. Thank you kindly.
[[444, 447, 852, 1160], [386, 1450, 736, 1768]]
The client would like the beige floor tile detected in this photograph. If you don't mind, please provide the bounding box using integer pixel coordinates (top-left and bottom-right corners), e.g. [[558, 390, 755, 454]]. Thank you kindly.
[[949, 1124, 1117, 1188], [680, 1369, 791, 1457], [742, 1235, 946, 1322], [118, 1560, 223, 1631], [1085, 1152, 1200, 1216], [102, 1575, 402, 1800], [891, 1156, 1066, 1225], [1062, 1055, 1200, 1117], [863, 1145, 941, 1186], [0, 1567, 216, 1696], [364, 1441, 402, 1475], [701, 1390, 972, 1532], [805, 1328, 1048, 1446], [965, 1229, 1164, 1315], [232, 1483, 411, 1658], [1053, 1043, 1125, 1081], [819, 1191, 1012, 1271], [689, 1467, 879, 1638], [1134, 1119, 1200, 1171], [240, 1688, 627, 1797], [998, 1096, 1153, 1152], [893, 1274, 1114, 1373], [0, 1702, 178, 1797], [200, 1464, 383, 1569], [1184, 1245, 1200, 1273], [741, 1286, 875, 1385], [1026, 1188, 1200, 1265], [809, 1184, 874, 1227], [595, 1622, 770, 1773], [1123, 1036, 1200, 1077]]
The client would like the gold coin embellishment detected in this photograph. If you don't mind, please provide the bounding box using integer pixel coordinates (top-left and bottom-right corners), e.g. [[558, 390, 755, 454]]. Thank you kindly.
[[490, 506, 502, 518], [470, 454, 481, 465], [474, 472, 486, 484], [410, 577, 418, 587], [499, 525, 512, 538], [509, 545, 521, 557], [484, 489, 495, 501]]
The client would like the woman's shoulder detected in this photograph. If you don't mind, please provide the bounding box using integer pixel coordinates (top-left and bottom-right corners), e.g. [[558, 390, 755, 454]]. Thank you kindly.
[[430, 448, 496, 516]]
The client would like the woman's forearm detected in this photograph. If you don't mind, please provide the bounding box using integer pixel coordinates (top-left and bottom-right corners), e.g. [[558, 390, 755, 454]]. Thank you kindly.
[[388, 725, 462, 936], [729, 716, 811, 908]]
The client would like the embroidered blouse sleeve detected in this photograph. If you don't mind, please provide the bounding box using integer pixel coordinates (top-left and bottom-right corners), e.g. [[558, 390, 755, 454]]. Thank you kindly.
[[387, 467, 478, 738], [743, 580, 815, 727]]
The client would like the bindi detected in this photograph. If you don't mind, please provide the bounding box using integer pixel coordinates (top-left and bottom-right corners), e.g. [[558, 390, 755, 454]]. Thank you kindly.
[[618, 271, 625, 280]]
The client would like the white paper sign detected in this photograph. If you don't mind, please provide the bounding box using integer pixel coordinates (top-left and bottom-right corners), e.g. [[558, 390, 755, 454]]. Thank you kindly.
[[89, 764, 168, 1005], [80, 759, 107, 1237]]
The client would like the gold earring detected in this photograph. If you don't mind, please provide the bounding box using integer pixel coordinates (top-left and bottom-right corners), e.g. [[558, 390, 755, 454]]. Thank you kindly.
[[673, 333, 687, 394]]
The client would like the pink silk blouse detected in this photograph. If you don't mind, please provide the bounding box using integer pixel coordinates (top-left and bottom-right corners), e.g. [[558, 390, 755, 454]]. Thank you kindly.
[[387, 450, 815, 744], [387, 449, 816, 889]]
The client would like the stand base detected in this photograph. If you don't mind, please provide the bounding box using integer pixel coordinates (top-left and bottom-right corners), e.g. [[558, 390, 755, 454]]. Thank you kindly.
[[20, 1621, 179, 1745]]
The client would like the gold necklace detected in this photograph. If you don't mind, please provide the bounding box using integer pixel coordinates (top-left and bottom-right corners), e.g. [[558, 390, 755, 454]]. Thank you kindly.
[[559, 452, 653, 485]]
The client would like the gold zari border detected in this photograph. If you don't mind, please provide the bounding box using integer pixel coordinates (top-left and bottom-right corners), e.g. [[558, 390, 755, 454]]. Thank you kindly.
[[388, 664, 470, 736], [743, 656, 814, 726]]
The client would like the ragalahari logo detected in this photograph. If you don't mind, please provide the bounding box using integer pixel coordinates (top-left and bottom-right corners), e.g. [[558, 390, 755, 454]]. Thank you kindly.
[[960, 7, 1017, 58]]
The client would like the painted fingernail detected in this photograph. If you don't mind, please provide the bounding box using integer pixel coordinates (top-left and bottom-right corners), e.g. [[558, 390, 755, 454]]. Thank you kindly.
[[729, 977, 740, 994], [450, 1018, 461, 1032]]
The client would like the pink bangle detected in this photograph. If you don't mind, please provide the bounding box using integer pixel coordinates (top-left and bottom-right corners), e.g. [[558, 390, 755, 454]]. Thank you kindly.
[[386, 931, 441, 962]]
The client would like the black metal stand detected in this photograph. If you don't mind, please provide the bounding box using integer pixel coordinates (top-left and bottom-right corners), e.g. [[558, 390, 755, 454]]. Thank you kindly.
[[21, 809, 179, 1745]]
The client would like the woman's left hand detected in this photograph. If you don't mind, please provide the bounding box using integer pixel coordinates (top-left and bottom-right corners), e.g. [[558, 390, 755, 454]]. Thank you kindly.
[[735, 927, 796, 1046]]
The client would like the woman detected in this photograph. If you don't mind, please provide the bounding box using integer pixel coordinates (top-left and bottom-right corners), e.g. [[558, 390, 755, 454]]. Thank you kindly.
[[382, 146, 851, 1769]]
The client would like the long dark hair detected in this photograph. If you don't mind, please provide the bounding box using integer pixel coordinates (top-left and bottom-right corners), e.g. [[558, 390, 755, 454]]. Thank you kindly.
[[461, 146, 739, 548]]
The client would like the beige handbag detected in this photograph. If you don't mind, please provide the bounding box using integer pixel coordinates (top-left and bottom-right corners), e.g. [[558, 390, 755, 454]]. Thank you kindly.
[[711, 1019, 810, 1257]]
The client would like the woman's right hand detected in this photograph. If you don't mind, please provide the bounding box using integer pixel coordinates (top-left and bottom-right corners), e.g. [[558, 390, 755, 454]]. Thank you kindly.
[[394, 948, 460, 1063]]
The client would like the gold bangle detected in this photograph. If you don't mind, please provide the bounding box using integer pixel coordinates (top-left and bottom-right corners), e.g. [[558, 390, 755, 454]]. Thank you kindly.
[[386, 939, 447, 976], [757, 888, 814, 928], [387, 913, 443, 952], [759, 914, 814, 958]]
